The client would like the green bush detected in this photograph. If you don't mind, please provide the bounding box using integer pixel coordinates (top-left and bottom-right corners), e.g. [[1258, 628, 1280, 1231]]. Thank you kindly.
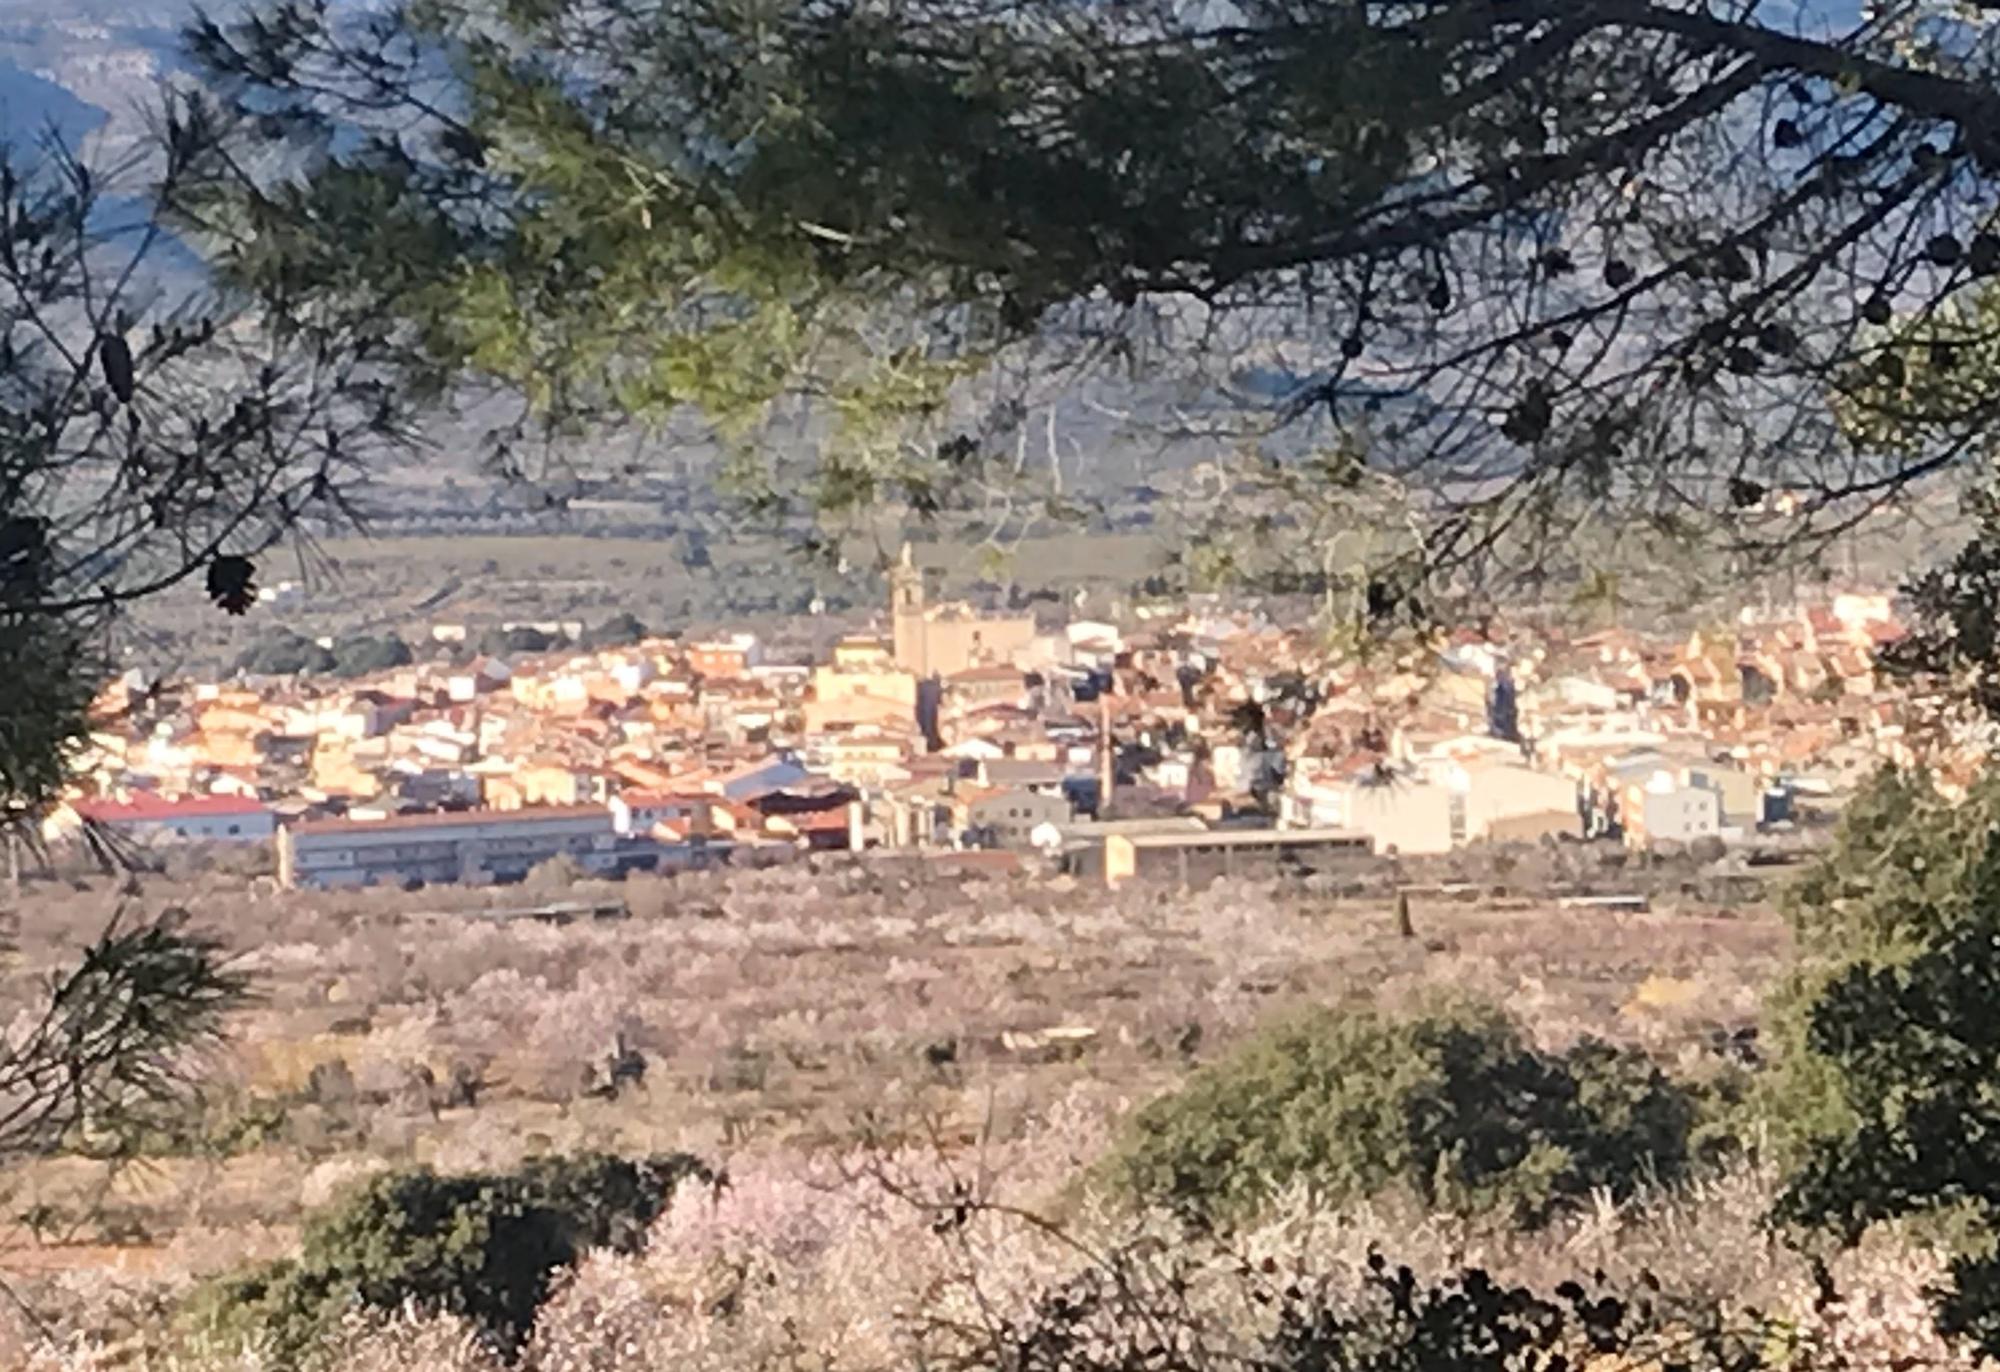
[[329, 633, 413, 679], [235, 630, 336, 677], [183, 1152, 710, 1366], [582, 611, 649, 648], [1104, 1001, 1696, 1228], [476, 625, 558, 658], [1769, 769, 2000, 1358], [134, 1089, 291, 1158]]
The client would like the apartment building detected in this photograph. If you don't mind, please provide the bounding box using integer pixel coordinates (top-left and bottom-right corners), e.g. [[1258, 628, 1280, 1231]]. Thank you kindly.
[[56, 793, 277, 844], [278, 805, 671, 889]]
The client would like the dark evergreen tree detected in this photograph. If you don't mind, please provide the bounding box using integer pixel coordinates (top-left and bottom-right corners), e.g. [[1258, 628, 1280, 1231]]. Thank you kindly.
[[1771, 770, 2000, 1358], [1488, 669, 1521, 743], [582, 611, 649, 648], [2, 131, 407, 819]]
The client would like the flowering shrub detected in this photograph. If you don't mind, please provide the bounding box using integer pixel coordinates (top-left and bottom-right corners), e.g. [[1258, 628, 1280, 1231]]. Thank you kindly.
[[4, 864, 1794, 1368], [13, 1144, 1991, 1372]]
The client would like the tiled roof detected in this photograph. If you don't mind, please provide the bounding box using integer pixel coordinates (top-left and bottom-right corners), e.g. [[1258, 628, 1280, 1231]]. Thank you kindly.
[[76, 793, 269, 821], [288, 804, 609, 835], [617, 789, 713, 807]]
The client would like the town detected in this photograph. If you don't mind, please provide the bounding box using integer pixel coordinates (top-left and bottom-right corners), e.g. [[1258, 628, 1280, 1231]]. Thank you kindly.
[[43, 543, 1932, 892]]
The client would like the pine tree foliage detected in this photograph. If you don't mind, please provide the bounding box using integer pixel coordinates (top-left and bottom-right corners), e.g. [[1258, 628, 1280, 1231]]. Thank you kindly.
[[176, 0, 2000, 597], [0, 123, 410, 812], [0, 909, 250, 1166], [1875, 493, 2000, 721]]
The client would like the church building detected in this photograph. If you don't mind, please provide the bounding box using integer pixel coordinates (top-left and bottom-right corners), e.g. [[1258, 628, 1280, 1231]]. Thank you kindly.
[[889, 544, 1037, 678]]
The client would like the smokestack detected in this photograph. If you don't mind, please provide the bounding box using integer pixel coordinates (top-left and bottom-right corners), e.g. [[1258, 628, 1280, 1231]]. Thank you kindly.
[[1098, 688, 1114, 819]]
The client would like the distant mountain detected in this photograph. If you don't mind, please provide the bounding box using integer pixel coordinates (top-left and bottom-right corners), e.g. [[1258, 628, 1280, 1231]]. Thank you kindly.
[[0, 54, 104, 144], [0, 6, 218, 282], [0, 4, 187, 149]]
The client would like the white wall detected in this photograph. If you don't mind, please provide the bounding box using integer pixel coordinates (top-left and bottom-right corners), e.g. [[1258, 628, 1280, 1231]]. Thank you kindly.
[[121, 812, 275, 843], [1641, 786, 1721, 845], [1464, 765, 1580, 840], [1346, 782, 1454, 855]]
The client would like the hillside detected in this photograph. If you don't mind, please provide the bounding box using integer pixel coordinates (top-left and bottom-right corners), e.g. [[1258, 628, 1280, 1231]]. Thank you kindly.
[[0, 857, 1786, 1360]]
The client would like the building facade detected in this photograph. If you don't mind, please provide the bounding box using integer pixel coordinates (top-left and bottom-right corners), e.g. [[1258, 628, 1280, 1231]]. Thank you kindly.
[[890, 544, 1036, 678], [60, 794, 276, 844], [278, 805, 706, 888], [1095, 826, 1371, 887], [964, 786, 1073, 848], [1626, 782, 1723, 849], [1457, 763, 1583, 844]]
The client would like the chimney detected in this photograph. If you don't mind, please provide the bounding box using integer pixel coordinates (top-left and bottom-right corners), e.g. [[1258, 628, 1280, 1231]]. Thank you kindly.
[[1098, 689, 1114, 819]]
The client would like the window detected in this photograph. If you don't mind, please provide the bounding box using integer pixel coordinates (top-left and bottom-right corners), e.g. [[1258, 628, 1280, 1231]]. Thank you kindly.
[[227, 824, 241, 836]]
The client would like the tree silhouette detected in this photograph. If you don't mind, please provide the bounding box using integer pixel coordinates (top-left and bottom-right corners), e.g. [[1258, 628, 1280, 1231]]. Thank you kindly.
[[0, 909, 248, 1167], [1488, 669, 1522, 743], [0, 121, 411, 822], [175, 0, 2000, 604]]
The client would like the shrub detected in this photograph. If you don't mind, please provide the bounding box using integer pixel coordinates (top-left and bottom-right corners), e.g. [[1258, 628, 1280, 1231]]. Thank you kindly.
[[1103, 1000, 1697, 1228], [476, 625, 555, 658], [236, 630, 337, 677], [582, 611, 648, 648], [522, 853, 585, 896], [132, 1089, 292, 1158], [331, 633, 414, 679], [1007, 1257, 1781, 1372], [182, 1151, 711, 1366], [1771, 769, 2000, 1358]]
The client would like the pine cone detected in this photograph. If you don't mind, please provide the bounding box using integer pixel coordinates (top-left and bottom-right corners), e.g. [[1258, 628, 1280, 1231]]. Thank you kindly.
[[98, 333, 135, 405], [206, 554, 257, 615]]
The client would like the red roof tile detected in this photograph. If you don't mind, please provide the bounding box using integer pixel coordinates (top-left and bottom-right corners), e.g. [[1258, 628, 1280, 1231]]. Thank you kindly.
[[288, 804, 609, 835], [76, 793, 269, 822]]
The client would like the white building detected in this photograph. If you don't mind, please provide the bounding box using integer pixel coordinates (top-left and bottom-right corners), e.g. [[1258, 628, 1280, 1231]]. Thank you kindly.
[[1284, 771, 1455, 855], [610, 791, 714, 837], [1437, 760, 1583, 844], [1831, 592, 1893, 630], [279, 805, 625, 888], [965, 786, 1073, 848], [1623, 774, 1723, 849], [56, 793, 276, 844]]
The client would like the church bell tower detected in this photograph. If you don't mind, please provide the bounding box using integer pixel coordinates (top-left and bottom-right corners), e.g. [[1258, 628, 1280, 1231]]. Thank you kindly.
[[891, 542, 928, 676]]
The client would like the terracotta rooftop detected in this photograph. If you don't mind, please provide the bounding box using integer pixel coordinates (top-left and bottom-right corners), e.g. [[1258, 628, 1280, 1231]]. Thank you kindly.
[[287, 804, 611, 836], [617, 790, 714, 808], [76, 793, 270, 822]]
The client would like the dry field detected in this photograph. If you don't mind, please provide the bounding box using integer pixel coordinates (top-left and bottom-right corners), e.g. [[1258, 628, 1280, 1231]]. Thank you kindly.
[[0, 855, 1790, 1352]]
